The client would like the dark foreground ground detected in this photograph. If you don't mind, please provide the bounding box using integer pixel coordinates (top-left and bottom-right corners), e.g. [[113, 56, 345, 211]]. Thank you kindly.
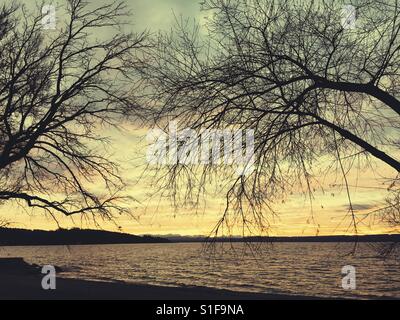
[[0, 257, 321, 300], [0, 273, 321, 300]]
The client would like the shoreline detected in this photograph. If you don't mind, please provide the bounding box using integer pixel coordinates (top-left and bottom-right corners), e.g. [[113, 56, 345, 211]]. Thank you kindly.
[[0, 258, 320, 300], [0, 274, 321, 300]]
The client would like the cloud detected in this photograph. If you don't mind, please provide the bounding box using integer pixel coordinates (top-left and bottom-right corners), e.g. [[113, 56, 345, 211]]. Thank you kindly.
[[341, 203, 377, 211]]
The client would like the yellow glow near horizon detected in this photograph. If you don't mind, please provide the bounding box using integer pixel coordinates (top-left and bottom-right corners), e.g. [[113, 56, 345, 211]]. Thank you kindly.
[[1, 121, 397, 236]]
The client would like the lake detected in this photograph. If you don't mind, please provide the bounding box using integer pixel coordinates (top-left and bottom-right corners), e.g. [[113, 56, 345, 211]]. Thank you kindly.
[[0, 242, 398, 299]]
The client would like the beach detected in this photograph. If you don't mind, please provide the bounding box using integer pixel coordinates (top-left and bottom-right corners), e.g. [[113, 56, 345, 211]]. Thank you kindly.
[[0, 273, 317, 300], [0, 256, 315, 299], [0, 256, 316, 300]]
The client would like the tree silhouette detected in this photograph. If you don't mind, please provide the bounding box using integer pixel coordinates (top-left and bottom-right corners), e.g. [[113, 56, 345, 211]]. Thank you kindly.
[[0, 1, 147, 221], [141, 0, 400, 235]]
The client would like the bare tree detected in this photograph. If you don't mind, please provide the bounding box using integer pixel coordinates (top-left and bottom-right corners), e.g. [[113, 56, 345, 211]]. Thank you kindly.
[[141, 0, 400, 235], [0, 0, 148, 222]]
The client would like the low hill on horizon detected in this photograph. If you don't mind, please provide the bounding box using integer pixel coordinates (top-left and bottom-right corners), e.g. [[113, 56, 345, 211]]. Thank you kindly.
[[0, 228, 170, 246]]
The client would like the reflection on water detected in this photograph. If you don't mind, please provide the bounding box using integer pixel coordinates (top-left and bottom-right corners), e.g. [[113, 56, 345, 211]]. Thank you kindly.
[[0, 242, 398, 299]]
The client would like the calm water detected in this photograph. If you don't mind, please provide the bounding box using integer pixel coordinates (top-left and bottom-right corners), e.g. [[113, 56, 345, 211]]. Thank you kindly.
[[0, 242, 399, 299]]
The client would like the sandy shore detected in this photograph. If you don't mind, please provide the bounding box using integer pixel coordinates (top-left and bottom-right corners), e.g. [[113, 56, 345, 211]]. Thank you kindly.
[[0, 274, 318, 300], [0, 257, 318, 300]]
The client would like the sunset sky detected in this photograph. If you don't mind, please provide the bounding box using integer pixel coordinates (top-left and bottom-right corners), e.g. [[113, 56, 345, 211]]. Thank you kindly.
[[1, 0, 398, 236]]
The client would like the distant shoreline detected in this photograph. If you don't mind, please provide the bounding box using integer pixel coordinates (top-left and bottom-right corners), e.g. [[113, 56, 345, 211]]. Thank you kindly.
[[0, 227, 399, 246], [0, 228, 170, 246], [166, 234, 400, 243]]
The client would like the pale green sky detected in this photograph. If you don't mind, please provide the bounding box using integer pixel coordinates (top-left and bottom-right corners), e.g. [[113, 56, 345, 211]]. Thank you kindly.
[[23, 0, 205, 32]]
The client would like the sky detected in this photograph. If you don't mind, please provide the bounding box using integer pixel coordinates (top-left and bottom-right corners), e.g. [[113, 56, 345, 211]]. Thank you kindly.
[[1, 0, 399, 236]]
